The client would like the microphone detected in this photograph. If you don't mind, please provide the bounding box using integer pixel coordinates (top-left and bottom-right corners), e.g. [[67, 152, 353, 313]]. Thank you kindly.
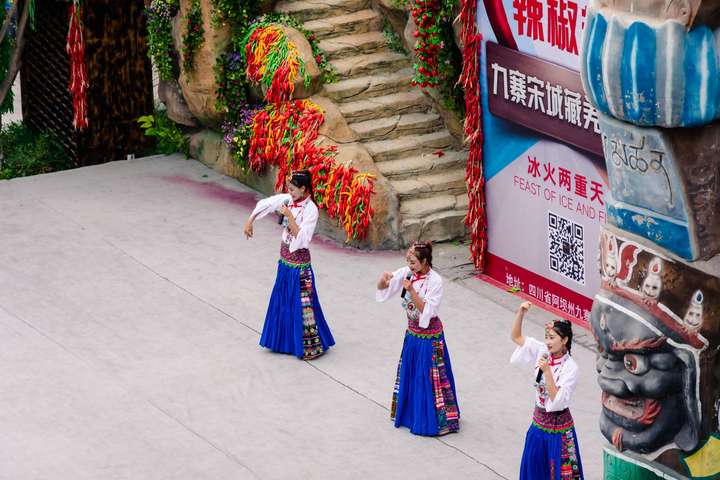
[[277, 199, 290, 224], [400, 272, 413, 299], [536, 353, 549, 384]]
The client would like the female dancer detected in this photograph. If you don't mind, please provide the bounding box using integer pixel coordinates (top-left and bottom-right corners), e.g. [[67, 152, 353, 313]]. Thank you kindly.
[[244, 170, 334, 360], [511, 301, 584, 479], [375, 242, 459, 436]]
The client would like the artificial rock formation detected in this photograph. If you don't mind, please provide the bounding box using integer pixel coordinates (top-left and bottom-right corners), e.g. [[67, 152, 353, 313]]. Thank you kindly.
[[172, 0, 232, 126], [581, 0, 720, 478]]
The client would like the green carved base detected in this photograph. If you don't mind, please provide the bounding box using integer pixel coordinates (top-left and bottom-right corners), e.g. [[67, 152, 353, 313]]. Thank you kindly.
[[604, 449, 684, 480]]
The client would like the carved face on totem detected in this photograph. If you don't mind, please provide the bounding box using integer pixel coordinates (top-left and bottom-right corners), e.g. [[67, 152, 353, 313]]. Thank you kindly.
[[600, 232, 619, 280], [592, 294, 702, 454], [641, 258, 663, 300], [683, 290, 704, 331]]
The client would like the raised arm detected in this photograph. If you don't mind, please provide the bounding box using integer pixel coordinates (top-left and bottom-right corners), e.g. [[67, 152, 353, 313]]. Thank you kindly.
[[511, 301, 532, 346]]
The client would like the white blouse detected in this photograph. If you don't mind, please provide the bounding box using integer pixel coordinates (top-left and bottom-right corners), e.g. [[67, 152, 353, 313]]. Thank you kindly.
[[250, 193, 319, 252], [510, 337, 579, 412], [375, 266, 443, 328]]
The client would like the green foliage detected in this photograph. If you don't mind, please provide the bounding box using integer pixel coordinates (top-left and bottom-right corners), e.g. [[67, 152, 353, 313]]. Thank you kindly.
[[137, 110, 189, 157], [438, 17, 465, 117], [182, 0, 205, 74], [0, 6, 15, 114], [0, 123, 74, 180], [146, 0, 180, 81], [223, 121, 254, 171], [212, 2, 263, 120], [383, 18, 406, 54]]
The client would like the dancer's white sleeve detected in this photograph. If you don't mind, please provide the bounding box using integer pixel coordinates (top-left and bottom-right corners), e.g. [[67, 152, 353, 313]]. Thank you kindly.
[[510, 337, 546, 364], [250, 193, 292, 220], [375, 267, 409, 302]]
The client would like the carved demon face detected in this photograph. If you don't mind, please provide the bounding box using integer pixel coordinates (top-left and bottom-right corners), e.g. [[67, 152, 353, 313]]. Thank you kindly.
[[591, 294, 701, 454]]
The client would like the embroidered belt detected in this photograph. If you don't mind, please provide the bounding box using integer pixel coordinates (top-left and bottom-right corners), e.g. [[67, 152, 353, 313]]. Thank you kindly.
[[280, 243, 311, 267], [532, 406, 575, 434], [406, 317, 443, 338]]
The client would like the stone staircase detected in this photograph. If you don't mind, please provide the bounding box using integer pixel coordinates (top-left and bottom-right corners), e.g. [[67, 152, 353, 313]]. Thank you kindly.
[[276, 0, 468, 245]]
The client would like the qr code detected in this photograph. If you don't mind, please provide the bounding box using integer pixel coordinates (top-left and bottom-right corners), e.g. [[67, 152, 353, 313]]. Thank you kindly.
[[548, 211, 585, 285]]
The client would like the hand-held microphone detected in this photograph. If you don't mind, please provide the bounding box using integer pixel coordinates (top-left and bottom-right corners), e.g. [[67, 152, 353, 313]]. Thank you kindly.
[[536, 353, 550, 383], [277, 199, 290, 224], [400, 272, 413, 299]]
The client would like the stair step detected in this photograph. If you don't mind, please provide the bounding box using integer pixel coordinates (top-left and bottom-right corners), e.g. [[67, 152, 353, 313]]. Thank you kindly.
[[365, 130, 454, 162], [390, 168, 467, 197], [338, 90, 428, 123], [330, 51, 411, 78], [350, 112, 443, 141], [401, 209, 468, 244], [377, 150, 466, 178], [400, 193, 468, 216], [304, 9, 381, 40], [276, 0, 369, 22], [318, 31, 387, 60], [321, 68, 413, 102]]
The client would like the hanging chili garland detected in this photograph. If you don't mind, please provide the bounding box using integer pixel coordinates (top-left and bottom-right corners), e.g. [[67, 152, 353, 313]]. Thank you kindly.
[[181, 0, 205, 74], [411, 0, 442, 87], [248, 99, 375, 241], [241, 22, 309, 104], [459, 0, 486, 270], [67, 0, 88, 130]]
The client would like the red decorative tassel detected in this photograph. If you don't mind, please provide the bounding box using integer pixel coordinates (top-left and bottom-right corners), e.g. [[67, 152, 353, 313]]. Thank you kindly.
[[459, 0, 487, 270], [67, 0, 88, 130]]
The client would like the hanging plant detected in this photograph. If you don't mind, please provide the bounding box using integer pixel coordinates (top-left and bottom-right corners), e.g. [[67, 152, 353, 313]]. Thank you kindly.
[[208, 0, 257, 34], [0, 5, 15, 114], [67, 0, 88, 130], [248, 100, 376, 241], [222, 104, 261, 171], [411, 0, 442, 87], [145, 0, 179, 82], [459, 0, 486, 269], [241, 22, 309, 104], [181, 0, 204, 74], [211, 1, 263, 121]]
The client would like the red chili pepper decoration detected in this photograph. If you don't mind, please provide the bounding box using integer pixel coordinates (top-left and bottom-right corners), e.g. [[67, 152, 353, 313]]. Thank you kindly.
[[248, 99, 376, 241], [67, 0, 88, 130], [459, 0, 487, 270]]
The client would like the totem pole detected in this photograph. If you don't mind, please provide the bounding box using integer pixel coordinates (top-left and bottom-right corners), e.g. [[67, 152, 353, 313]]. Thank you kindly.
[[580, 1, 720, 478]]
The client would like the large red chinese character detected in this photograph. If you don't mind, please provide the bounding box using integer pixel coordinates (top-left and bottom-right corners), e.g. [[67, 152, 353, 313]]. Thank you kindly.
[[527, 0, 544, 41], [575, 173, 587, 198], [528, 156, 541, 177], [590, 181, 604, 205], [566, 1, 579, 54], [513, 0, 528, 36], [558, 167, 571, 191], [543, 162, 556, 185], [547, 0, 579, 54]]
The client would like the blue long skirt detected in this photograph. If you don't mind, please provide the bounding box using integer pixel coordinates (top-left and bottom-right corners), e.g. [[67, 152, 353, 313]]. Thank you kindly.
[[520, 407, 584, 479], [259, 259, 335, 359], [391, 330, 460, 436]]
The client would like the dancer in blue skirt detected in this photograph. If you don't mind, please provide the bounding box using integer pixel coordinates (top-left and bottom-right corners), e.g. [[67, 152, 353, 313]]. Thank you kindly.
[[511, 301, 584, 479], [376, 241, 459, 436], [244, 170, 334, 360]]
